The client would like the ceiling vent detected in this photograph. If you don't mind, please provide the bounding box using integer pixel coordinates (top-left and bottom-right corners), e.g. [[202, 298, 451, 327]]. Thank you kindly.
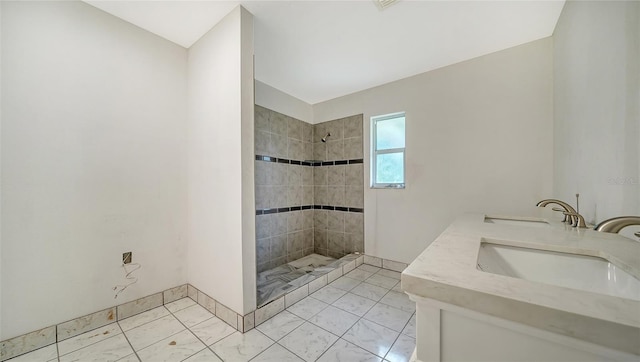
[[374, 0, 399, 10]]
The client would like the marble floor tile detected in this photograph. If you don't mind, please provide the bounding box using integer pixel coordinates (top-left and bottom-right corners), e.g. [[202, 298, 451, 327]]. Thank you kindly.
[[391, 283, 403, 293], [278, 322, 339, 362], [363, 304, 412, 332], [310, 285, 347, 304], [350, 283, 389, 301], [7, 344, 58, 362], [379, 291, 415, 314], [59, 334, 133, 362], [375, 269, 401, 280], [286, 297, 329, 320], [316, 339, 382, 362], [137, 329, 205, 362], [173, 304, 215, 328], [256, 310, 305, 341], [329, 276, 361, 291], [124, 314, 185, 351], [342, 319, 399, 358], [401, 314, 416, 338], [117, 353, 141, 362], [58, 323, 122, 356], [118, 306, 170, 332], [364, 274, 399, 289], [357, 265, 381, 273], [183, 348, 223, 362], [189, 316, 237, 346], [252, 343, 304, 361], [210, 330, 273, 362], [385, 334, 415, 362], [332, 293, 376, 317], [308, 306, 360, 336], [165, 297, 197, 313], [344, 269, 374, 281]]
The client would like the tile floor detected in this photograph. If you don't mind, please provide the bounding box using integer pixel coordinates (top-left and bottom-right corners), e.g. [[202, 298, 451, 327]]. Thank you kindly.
[[11, 264, 415, 362]]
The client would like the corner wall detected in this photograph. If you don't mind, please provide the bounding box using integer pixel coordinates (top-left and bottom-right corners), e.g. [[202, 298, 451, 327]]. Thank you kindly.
[[187, 6, 256, 315], [1, 1, 188, 339], [553, 1, 640, 227], [313, 38, 554, 263]]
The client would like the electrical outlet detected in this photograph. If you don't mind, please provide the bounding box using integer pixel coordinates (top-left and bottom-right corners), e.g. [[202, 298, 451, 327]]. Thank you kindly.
[[123, 252, 132, 264]]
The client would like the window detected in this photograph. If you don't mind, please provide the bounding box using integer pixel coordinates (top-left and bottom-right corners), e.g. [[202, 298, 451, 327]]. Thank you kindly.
[[371, 112, 405, 188]]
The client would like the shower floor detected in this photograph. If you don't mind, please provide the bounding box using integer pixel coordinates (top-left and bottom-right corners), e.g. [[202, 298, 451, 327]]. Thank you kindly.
[[257, 253, 345, 307]]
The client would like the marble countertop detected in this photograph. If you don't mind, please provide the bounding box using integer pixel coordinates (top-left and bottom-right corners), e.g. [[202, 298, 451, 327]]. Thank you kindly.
[[401, 209, 640, 355]]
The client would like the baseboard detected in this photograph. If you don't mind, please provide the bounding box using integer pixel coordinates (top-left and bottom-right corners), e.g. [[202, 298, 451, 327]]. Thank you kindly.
[[0, 253, 409, 361]]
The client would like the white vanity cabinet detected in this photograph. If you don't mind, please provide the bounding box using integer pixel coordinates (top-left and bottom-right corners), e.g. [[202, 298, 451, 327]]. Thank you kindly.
[[402, 213, 640, 362]]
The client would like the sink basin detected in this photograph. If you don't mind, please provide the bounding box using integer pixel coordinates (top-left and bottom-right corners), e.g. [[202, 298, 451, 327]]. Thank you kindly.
[[477, 241, 640, 301], [484, 216, 550, 228]]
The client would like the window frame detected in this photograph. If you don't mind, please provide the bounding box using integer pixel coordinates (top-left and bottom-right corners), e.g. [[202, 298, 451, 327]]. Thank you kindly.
[[371, 112, 406, 189]]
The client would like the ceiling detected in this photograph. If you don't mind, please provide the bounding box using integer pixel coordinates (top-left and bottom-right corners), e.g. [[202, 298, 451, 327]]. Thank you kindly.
[[84, 0, 565, 105]]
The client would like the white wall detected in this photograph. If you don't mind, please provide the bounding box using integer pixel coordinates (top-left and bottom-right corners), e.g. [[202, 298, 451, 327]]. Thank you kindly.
[[313, 39, 554, 263], [1, 1, 188, 340], [187, 6, 256, 315], [255, 81, 313, 123], [553, 1, 640, 227], [0, 1, 3, 336]]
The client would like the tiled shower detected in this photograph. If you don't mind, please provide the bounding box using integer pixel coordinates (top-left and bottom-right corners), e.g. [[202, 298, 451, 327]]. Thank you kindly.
[[254, 105, 365, 273]]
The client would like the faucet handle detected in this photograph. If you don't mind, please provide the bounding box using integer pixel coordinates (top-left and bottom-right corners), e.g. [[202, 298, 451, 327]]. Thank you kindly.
[[552, 207, 571, 223], [564, 212, 588, 228]]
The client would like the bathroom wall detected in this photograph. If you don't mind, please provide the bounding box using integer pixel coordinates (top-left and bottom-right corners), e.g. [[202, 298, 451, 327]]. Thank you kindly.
[[312, 115, 365, 258], [553, 1, 640, 226], [256, 81, 313, 124], [1, 1, 188, 339], [187, 6, 256, 315], [313, 38, 554, 263], [254, 106, 314, 271]]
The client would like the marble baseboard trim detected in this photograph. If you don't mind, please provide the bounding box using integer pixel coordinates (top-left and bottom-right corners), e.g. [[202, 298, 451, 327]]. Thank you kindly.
[[0, 326, 56, 362], [364, 255, 383, 267], [216, 302, 240, 330], [255, 296, 285, 326], [238, 312, 255, 333], [382, 258, 409, 272], [364, 255, 408, 272], [57, 307, 116, 342], [164, 285, 188, 304], [0, 284, 189, 361], [186, 284, 253, 333], [187, 284, 198, 301], [1, 254, 401, 360], [117, 292, 163, 320]]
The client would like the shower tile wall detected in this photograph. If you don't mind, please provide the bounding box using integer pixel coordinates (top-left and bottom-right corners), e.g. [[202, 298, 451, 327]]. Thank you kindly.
[[312, 115, 364, 258], [255, 106, 365, 270], [255, 105, 314, 272]]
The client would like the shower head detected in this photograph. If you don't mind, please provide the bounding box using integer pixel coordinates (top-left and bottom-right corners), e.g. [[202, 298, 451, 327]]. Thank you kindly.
[[321, 132, 331, 143]]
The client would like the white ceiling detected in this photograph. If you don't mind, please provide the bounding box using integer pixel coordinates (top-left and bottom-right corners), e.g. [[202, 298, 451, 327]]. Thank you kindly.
[[85, 0, 565, 105]]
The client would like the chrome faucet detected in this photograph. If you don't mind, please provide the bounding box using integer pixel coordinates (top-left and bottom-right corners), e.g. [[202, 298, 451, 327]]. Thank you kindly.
[[594, 216, 640, 237], [536, 199, 578, 225]]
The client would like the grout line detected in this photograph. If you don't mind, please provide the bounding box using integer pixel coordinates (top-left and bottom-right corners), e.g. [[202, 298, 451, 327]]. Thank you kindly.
[[163, 303, 215, 354], [116, 321, 141, 362]]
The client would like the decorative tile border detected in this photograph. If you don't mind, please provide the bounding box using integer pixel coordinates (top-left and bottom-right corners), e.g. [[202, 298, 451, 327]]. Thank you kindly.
[[256, 205, 363, 215], [255, 154, 363, 167], [1, 253, 409, 361]]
